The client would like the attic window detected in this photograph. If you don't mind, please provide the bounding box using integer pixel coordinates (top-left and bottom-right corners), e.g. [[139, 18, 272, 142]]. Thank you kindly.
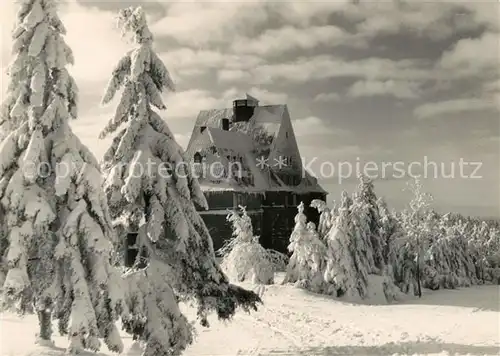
[[194, 152, 202, 163]]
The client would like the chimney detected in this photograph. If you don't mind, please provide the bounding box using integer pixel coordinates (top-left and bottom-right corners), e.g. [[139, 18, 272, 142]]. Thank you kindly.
[[221, 118, 229, 131], [232, 97, 257, 123], [200, 126, 207, 133]]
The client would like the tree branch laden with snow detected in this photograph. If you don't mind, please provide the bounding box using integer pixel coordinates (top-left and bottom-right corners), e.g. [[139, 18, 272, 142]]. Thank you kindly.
[[0, 0, 125, 353], [99, 7, 261, 355]]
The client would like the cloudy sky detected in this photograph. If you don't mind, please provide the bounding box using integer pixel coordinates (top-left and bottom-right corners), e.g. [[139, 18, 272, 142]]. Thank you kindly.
[[1, 0, 499, 217]]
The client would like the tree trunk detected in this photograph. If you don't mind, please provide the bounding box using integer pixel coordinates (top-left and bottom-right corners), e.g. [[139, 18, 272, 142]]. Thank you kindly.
[[416, 260, 422, 298], [37, 307, 52, 342]]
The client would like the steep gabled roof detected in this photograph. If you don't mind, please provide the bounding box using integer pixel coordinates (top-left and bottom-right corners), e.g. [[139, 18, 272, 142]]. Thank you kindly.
[[186, 99, 326, 195]]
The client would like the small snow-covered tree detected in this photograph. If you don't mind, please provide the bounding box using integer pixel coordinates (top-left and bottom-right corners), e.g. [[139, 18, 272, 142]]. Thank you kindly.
[[220, 206, 274, 284], [310, 199, 332, 240], [399, 179, 433, 297], [323, 192, 360, 298], [283, 202, 308, 284], [283, 203, 327, 293], [0, 0, 125, 353], [99, 7, 260, 355]]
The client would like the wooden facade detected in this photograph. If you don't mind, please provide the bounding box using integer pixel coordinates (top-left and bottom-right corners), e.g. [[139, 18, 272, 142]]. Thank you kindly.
[[199, 190, 326, 254]]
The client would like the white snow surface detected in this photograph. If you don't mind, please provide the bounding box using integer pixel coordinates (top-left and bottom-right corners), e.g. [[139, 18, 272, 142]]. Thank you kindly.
[[1, 273, 498, 356]]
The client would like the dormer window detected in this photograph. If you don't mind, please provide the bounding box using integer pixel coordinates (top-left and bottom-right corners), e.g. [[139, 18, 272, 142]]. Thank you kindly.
[[193, 152, 202, 163]]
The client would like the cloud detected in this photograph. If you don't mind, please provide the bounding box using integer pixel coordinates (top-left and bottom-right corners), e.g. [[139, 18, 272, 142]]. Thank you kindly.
[[62, 3, 129, 88], [1, 1, 17, 96], [414, 98, 498, 119], [292, 116, 350, 138], [271, 1, 353, 26], [347, 80, 422, 99], [251, 55, 434, 84], [246, 88, 288, 105], [174, 133, 190, 150], [439, 31, 500, 78], [313, 93, 341, 102], [70, 109, 113, 160], [218, 69, 251, 83], [161, 48, 262, 80], [351, 2, 484, 42], [232, 25, 366, 57], [164, 88, 238, 119], [151, 2, 270, 46]]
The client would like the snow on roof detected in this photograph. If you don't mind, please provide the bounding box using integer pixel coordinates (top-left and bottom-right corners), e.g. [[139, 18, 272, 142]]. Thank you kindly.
[[194, 107, 234, 129], [206, 127, 253, 155], [251, 105, 284, 138], [190, 105, 284, 145]]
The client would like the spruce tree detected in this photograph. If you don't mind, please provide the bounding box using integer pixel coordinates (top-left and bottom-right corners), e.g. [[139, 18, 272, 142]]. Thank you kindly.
[[323, 192, 360, 298], [356, 175, 384, 273], [0, 0, 125, 353], [283, 202, 309, 284], [99, 7, 260, 355]]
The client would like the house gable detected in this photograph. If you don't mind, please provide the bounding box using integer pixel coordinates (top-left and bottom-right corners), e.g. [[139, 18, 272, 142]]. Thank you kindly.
[[267, 106, 303, 174]]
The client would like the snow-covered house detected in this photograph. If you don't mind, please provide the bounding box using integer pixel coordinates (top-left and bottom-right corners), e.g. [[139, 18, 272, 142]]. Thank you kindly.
[[186, 94, 327, 253]]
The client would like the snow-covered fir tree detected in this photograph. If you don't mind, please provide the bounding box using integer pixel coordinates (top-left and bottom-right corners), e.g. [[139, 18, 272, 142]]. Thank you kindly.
[[283, 202, 308, 284], [219, 206, 274, 284], [283, 203, 327, 293], [98, 7, 260, 355], [323, 192, 360, 298], [375, 198, 404, 301], [349, 194, 376, 298], [310, 199, 332, 240], [356, 175, 385, 274], [0, 0, 126, 353]]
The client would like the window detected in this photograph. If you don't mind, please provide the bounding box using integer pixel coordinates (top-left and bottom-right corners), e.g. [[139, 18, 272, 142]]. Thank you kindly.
[[285, 131, 288, 138]]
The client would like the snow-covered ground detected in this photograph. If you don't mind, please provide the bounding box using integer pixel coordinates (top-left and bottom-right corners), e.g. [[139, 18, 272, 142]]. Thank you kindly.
[[1, 274, 499, 356]]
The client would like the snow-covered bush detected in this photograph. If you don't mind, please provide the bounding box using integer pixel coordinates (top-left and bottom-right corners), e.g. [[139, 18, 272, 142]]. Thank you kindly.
[[284, 203, 328, 293], [99, 7, 261, 355], [219, 206, 274, 284], [0, 0, 126, 353], [266, 249, 290, 272]]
